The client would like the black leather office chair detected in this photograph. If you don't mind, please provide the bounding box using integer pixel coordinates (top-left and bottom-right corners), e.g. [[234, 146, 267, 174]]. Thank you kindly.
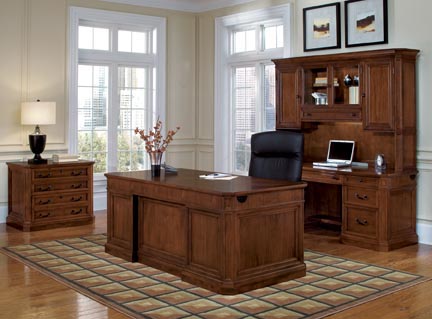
[[248, 130, 304, 182]]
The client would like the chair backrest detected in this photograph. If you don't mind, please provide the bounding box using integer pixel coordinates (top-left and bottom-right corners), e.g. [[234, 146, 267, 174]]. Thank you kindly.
[[248, 130, 304, 182]]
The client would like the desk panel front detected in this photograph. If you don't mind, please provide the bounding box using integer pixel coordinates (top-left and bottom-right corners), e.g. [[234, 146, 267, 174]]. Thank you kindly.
[[105, 168, 307, 294]]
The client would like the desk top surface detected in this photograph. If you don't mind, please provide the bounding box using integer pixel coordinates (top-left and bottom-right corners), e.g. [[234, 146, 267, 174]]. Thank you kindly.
[[105, 168, 307, 196], [303, 163, 417, 177]]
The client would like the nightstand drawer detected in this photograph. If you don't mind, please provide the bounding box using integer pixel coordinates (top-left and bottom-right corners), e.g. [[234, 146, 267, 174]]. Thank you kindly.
[[345, 186, 378, 208], [345, 206, 377, 239]]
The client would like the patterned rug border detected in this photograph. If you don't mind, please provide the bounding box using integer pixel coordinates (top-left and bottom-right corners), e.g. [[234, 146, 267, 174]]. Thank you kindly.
[[1, 234, 430, 319]]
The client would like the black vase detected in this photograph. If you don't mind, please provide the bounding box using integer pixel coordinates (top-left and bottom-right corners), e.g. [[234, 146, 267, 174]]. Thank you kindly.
[[343, 74, 353, 87]]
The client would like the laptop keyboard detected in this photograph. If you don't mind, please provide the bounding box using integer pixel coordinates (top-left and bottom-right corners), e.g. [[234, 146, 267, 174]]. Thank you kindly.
[[312, 162, 350, 168]]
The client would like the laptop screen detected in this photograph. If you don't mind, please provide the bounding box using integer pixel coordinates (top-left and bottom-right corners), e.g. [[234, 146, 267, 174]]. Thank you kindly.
[[327, 140, 355, 162]]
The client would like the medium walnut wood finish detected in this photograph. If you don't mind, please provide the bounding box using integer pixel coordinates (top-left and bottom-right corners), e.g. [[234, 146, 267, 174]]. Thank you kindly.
[[1, 212, 432, 319], [105, 168, 307, 294], [274, 49, 419, 251], [7, 161, 95, 231]]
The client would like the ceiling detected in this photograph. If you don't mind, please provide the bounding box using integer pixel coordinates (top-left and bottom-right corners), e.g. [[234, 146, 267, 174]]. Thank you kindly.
[[101, 0, 256, 12]]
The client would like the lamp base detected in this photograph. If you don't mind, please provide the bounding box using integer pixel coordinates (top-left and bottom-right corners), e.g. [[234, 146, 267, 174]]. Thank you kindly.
[[28, 133, 47, 165]]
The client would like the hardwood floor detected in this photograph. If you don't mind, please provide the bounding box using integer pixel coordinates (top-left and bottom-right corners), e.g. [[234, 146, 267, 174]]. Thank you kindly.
[[1, 211, 432, 318]]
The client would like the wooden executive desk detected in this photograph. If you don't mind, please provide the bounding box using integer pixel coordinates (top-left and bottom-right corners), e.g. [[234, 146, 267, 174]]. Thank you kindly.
[[105, 169, 307, 294]]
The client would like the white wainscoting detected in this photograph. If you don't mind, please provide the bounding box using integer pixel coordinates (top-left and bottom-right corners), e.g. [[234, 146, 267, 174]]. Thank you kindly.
[[416, 149, 432, 245], [197, 143, 214, 171]]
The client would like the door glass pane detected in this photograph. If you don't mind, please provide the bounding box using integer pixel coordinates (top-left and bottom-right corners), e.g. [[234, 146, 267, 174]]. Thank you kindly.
[[118, 30, 132, 52], [78, 26, 109, 50], [233, 66, 256, 174], [119, 30, 148, 53], [264, 24, 284, 50], [118, 66, 150, 171], [77, 64, 109, 173], [93, 28, 109, 50], [233, 29, 256, 53], [264, 65, 276, 131], [78, 26, 92, 49]]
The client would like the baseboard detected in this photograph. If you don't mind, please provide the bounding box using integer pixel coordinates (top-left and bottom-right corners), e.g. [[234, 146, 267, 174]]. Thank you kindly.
[[416, 221, 432, 245], [0, 204, 7, 224], [94, 192, 107, 211]]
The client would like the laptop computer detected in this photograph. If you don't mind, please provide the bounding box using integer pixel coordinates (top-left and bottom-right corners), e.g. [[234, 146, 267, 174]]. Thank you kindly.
[[313, 140, 355, 168]]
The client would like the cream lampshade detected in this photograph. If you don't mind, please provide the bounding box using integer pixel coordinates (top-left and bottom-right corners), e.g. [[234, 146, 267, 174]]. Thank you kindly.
[[21, 100, 56, 164]]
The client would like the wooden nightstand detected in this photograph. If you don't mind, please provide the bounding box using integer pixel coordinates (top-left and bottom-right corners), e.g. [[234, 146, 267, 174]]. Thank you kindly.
[[7, 160, 94, 231]]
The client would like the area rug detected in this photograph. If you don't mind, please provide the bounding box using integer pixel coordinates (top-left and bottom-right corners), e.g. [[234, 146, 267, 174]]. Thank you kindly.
[[1, 234, 429, 319]]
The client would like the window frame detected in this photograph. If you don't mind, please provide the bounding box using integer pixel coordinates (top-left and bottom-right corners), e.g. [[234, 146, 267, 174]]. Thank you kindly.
[[214, 4, 292, 174], [68, 7, 166, 176]]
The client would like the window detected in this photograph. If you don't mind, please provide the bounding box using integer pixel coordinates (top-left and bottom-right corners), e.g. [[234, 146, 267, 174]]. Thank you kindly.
[[69, 8, 166, 174], [215, 5, 291, 175]]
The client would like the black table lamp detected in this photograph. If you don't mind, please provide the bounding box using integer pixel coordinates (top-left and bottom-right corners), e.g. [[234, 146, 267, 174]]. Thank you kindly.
[[21, 100, 56, 164]]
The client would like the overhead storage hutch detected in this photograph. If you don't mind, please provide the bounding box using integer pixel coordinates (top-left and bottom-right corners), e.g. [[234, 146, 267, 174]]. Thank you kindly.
[[273, 48, 419, 251]]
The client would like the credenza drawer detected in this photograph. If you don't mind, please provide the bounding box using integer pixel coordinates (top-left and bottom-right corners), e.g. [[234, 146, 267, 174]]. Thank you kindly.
[[345, 206, 377, 239], [33, 167, 89, 179], [33, 192, 88, 208], [34, 206, 89, 220], [345, 186, 378, 208], [33, 180, 88, 193]]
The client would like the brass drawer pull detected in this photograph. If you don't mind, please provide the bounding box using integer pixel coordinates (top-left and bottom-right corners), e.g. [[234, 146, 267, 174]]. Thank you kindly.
[[70, 209, 83, 215], [71, 196, 83, 202], [237, 196, 248, 203], [355, 192, 368, 200], [71, 184, 83, 189], [39, 212, 51, 218], [355, 218, 368, 226], [71, 170, 84, 176], [38, 185, 52, 192], [38, 199, 52, 205]]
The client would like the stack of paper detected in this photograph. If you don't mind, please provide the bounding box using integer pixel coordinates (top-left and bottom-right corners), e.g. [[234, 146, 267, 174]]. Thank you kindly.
[[52, 154, 80, 162], [199, 173, 237, 180]]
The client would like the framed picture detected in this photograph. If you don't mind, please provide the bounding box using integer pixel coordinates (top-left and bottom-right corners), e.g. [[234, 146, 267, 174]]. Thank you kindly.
[[345, 0, 388, 47], [303, 3, 341, 52]]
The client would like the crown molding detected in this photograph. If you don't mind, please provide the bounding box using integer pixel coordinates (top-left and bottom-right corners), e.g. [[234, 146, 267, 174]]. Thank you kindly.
[[100, 0, 255, 13]]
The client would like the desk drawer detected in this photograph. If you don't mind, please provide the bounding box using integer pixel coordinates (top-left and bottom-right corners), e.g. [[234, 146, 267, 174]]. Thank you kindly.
[[345, 186, 378, 208], [345, 206, 377, 239], [302, 170, 341, 185], [345, 176, 378, 187]]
